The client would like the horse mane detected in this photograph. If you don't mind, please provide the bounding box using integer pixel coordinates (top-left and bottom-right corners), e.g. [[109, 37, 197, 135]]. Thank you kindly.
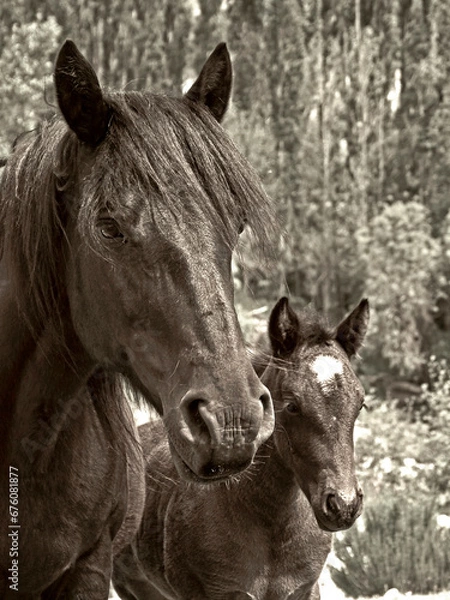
[[86, 369, 143, 457], [83, 92, 277, 254]]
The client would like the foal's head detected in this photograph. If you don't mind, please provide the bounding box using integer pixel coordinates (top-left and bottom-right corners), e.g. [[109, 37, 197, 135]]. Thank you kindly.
[[261, 298, 369, 531]]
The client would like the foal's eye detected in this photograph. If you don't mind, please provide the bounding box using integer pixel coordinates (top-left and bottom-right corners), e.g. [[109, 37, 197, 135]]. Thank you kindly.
[[285, 401, 300, 415], [99, 219, 125, 241]]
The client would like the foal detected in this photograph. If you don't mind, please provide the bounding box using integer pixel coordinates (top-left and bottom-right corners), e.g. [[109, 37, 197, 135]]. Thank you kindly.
[[113, 297, 369, 600]]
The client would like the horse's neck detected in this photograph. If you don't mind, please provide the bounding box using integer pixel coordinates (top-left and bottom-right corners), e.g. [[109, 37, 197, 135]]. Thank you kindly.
[[0, 291, 35, 400], [0, 291, 95, 465]]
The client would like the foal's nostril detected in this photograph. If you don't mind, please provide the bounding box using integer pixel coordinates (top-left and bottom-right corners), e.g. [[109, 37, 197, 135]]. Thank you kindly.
[[353, 489, 364, 517], [323, 489, 363, 523], [325, 493, 339, 516]]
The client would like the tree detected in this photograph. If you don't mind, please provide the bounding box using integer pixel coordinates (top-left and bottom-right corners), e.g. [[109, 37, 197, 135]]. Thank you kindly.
[[0, 15, 62, 155], [360, 201, 440, 376]]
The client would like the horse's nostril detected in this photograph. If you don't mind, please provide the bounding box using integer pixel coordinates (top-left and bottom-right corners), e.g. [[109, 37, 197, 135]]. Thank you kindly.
[[179, 387, 273, 455], [254, 385, 275, 445], [182, 396, 203, 426], [179, 393, 213, 445]]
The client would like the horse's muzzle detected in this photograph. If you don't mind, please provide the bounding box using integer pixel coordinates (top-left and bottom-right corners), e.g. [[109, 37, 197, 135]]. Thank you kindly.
[[164, 387, 274, 482]]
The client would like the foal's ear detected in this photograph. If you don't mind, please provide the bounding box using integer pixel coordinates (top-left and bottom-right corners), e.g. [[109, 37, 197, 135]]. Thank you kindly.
[[185, 43, 232, 123], [335, 299, 370, 357], [268, 297, 300, 357], [54, 40, 111, 146]]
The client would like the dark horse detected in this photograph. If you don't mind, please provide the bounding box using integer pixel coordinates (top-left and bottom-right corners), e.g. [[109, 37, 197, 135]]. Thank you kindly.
[[0, 41, 276, 598], [112, 297, 369, 600]]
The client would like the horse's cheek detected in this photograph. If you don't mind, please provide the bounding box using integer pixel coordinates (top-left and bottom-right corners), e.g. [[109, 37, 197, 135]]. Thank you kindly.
[[65, 250, 119, 358]]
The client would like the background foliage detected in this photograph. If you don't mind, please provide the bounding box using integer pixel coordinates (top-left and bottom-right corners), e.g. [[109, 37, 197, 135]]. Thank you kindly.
[[1, 1, 449, 594], [330, 496, 450, 597], [328, 359, 450, 595]]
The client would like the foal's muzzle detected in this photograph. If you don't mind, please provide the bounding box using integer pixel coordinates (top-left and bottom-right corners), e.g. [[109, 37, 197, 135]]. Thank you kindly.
[[316, 486, 364, 532]]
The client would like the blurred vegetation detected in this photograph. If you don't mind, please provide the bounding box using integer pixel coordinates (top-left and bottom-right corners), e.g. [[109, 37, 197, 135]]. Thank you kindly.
[[353, 357, 450, 508], [330, 497, 450, 597], [327, 356, 450, 596]]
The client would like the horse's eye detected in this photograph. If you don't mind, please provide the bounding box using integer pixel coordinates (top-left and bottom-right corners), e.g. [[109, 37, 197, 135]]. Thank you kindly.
[[285, 401, 300, 415], [99, 219, 125, 241]]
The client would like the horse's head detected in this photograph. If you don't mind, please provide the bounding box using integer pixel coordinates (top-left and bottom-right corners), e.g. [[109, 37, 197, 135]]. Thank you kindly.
[[16, 41, 275, 482], [262, 298, 369, 532]]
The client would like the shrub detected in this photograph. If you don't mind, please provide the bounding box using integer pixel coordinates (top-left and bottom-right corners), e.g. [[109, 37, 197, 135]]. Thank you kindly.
[[420, 357, 450, 501], [358, 201, 440, 377], [355, 399, 436, 503], [355, 357, 450, 511], [330, 496, 450, 598]]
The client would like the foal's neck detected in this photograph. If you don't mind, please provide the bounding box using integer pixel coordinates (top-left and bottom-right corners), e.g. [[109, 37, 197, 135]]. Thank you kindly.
[[233, 431, 299, 526], [0, 289, 95, 465]]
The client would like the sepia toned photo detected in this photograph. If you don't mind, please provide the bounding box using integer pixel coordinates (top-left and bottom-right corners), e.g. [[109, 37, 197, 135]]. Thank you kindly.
[[0, 1, 449, 599]]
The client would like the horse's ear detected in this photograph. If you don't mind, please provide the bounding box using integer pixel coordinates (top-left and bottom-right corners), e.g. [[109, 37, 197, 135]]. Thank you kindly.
[[335, 299, 370, 357], [185, 43, 232, 123], [268, 297, 300, 357], [54, 40, 111, 146]]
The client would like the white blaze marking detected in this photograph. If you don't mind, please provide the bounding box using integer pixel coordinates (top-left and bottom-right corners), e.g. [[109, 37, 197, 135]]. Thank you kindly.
[[311, 355, 343, 386]]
